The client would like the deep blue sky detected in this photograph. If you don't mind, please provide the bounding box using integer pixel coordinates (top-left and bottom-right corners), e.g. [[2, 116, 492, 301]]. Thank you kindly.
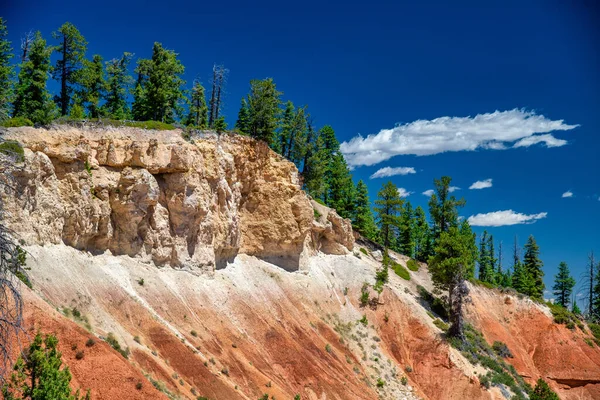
[[3, 0, 599, 300]]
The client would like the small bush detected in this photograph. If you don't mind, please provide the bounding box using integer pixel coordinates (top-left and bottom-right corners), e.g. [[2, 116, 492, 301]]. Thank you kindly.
[[191, 330, 198, 337], [531, 378, 560, 400], [376, 378, 385, 388], [0, 117, 33, 127], [479, 373, 491, 389], [359, 247, 368, 256], [136, 382, 143, 390], [75, 351, 84, 360], [400, 375, 408, 385], [492, 341, 513, 358], [406, 259, 419, 272], [325, 344, 332, 353], [313, 208, 321, 219], [133, 336, 141, 344], [137, 278, 144, 286], [105, 333, 129, 359], [417, 285, 448, 320], [405, 365, 413, 373], [391, 261, 410, 280], [584, 338, 594, 347], [221, 368, 229, 376], [360, 283, 370, 307], [358, 315, 368, 326], [433, 319, 449, 331], [589, 323, 600, 340], [85, 338, 96, 347], [0, 140, 25, 162]]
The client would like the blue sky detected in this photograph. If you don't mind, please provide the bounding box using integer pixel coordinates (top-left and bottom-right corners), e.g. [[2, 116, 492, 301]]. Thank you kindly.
[[4, 0, 599, 299]]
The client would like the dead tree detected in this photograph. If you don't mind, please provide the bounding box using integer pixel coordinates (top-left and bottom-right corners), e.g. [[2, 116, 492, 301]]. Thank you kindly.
[[208, 64, 228, 128], [20, 31, 34, 63]]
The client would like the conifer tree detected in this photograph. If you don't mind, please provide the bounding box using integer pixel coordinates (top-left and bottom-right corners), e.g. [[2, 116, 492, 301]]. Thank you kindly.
[[478, 231, 494, 283], [398, 202, 414, 257], [327, 152, 355, 219], [428, 176, 465, 243], [185, 78, 208, 128], [131, 58, 151, 120], [591, 256, 600, 321], [278, 100, 295, 155], [413, 206, 430, 262], [1, 333, 89, 400], [428, 225, 475, 340], [213, 116, 227, 133], [52, 22, 87, 116], [246, 78, 282, 145], [13, 31, 56, 124], [572, 300, 581, 315], [552, 261, 575, 308], [0, 18, 13, 121], [353, 180, 377, 241], [523, 235, 544, 298], [235, 98, 250, 134], [286, 106, 308, 166], [303, 132, 329, 202], [488, 234, 497, 283], [374, 181, 403, 248], [459, 220, 477, 280], [530, 378, 559, 400], [78, 54, 105, 118], [104, 52, 133, 119]]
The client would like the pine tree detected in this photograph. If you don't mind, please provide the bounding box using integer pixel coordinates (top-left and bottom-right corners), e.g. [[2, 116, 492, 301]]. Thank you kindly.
[[103, 52, 133, 119], [428, 226, 476, 340], [185, 78, 208, 128], [478, 231, 493, 283], [278, 100, 295, 155], [0, 17, 13, 121], [530, 378, 559, 400], [413, 206, 430, 262], [591, 257, 600, 321], [52, 22, 87, 116], [374, 181, 403, 248], [1, 333, 89, 400], [235, 98, 250, 134], [459, 220, 477, 280], [131, 58, 151, 120], [287, 106, 308, 166], [303, 132, 329, 202], [552, 261, 575, 308], [488, 234, 497, 284], [428, 176, 465, 243], [523, 235, 544, 298], [398, 202, 414, 257], [78, 54, 105, 118], [327, 152, 355, 219], [572, 300, 581, 315], [246, 78, 282, 145], [213, 116, 227, 133], [353, 180, 377, 241], [13, 31, 56, 124]]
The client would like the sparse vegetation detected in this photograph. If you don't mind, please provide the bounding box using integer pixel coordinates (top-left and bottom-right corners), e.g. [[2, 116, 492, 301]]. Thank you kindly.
[[358, 315, 368, 326], [492, 341, 513, 358], [406, 259, 419, 272], [325, 343, 332, 353], [75, 350, 84, 360], [136, 381, 143, 390], [133, 335, 141, 344], [0, 116, 33, 127], [401, 375, 408, 385], [360, 247, 368, 256], [391, 260, 410, 280], [137, 278, 145, 286], [191, 330, 198, 337], [433, 319, 449, 331], [0, 140, 25, 162], [376, 377, 385, 388], [360, 283, 370, 307], [105, 332, 130, 359]]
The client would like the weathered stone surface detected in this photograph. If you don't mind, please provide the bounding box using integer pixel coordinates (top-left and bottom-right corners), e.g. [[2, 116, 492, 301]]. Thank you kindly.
[[1, 126, 354, 271]]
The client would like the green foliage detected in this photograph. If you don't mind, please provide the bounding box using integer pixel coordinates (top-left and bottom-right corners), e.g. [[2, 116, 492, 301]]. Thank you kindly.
[[391, 261, 410, 281], [105, 332, 130, 359], [358, 315, 368, 326], [492, 341, 513, 358], [523, 235, 544, 298], [185, 78, 208, 128], [374, 181, 403, 248], [552, 261, 575, 308], [0, 116, 33, 127], [478, 231, 496, 285], [78, 54, 105, 118], [428, 176, 465, 243], [413, 206, 432, 262], [132, 42, 186, 123], [52, 22, 88, 116], [417, 285, 448, 320], [325, 343, 332, 353], [0, 18, 13, 121], [326, 151, 355, 220], [400, 376, 408, 385], [359, 247, 368, 256], [245, 78, 282, 145], [433, 319, 449, 331], [1, 333, 90, 400], [235, 98, 250, 134], [360, 283, 370, 307], [428, 226, 476, 292], [547, 301, 580, 327], [13, 31, 57, 124], [103, 52, 133, 119], [397, 201, 415, 257], [213, 116, 227, 133], [353, 180, 378, 240], [0, 140, 25, 162], [376, 378, 385, 387], [572, 300, 581, 315], [406, 259, 419, 272], [530, 378, 559, 400]]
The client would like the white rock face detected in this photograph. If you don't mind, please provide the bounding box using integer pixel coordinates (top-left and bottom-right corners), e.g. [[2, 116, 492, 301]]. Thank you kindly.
[[2, 126, 354, 271]]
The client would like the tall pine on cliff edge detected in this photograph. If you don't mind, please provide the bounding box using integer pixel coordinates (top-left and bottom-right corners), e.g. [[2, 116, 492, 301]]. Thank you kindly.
[[0, 18, 13, 121], [52, 22, 87, 116], [353, 180, 378, 241], [104, 52, 133, 120], [246, 78, 282, 146], [523, 235, 544, 298], [374, 181, 403, 248], [78, 54, 105, 118], [13, 32, 56, 124], [552, 261, 575, 308], [428, 176, 465, 244], [185, 78, 208, 128]]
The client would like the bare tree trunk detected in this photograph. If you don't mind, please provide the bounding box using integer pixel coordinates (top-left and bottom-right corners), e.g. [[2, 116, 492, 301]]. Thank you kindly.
[[448, 273, 469, 340], [60, 34, 68, 116], [208, 65, 217, 128], [20, 31, 34, 63], [590, 251, 595, 317]]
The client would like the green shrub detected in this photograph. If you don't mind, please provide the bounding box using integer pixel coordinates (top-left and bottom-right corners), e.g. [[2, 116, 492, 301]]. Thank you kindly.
[[105, 332, 130, 359], [313, 208, 321, 219], [391, 261, 410, 280], [359, 247, 368, 256], [433, 319, 449, 332], [75, 350, 84, 360], [417, 285, 448, 320], [359, 315, 368, 326], [492, 341, 513, 358], [589, 323, 600, 340], [15, 270, 32, 289], [325, 343, 332, 353], [360, 283, 370, 307], [547, 302, 579, 327], [0, 140, 25, 162], [584, 338, 594, 347], [406, 259, 419, 272], [133, 335, 141, 344], [400, 376, 408, 385], [376, 378, 385, 388], [191, 330, 198, 337], [0, 116, 33, 127], [136, 382, 143, 390], [86, 338, 96, 347], [530, 378, 559, 400], [137, 278, 144, 286]]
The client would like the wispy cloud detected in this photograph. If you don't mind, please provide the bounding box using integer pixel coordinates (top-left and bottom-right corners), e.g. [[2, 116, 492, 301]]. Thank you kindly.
[[562, 191, 573, 198], [467, 210, 547, 227], [449, 186, 460, 193], [340, 109, 578, 167], [370, 166, 416, 179], [422, 189, 434, 197], [398, 188, 413, 198], [470, 179, 493, 190]]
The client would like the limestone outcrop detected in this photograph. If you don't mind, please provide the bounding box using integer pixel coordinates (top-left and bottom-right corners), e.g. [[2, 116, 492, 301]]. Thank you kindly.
[[1, 126, 353, 271]]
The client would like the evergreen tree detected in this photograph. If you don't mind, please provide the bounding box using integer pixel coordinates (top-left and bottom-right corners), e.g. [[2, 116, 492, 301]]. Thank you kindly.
[[572, 300, 581, 315], [185, 78, 208, 128], [132, 43, 185, 122], [552, 261, 575, 308], [213, 116, 227, 133], [374, 181, 403, 248], [103, 52, 133, 119], [488, 234, 497, 284], [413, 206, 430, 262], [1, 333, 89, 400], [235, 98, 250, 134], [523, 235, 544, 298], [287, 106, 308, 166], [327, 152, 355, 219], [52, 22, 87, 116], [303, 132, 329, 202], [428, 176, 465, 243], [78, 54, 105, 118], [459, 220, 477, 280], [530, 378, 559, 400], [428, 226, 476, 340], [478, 231, 494, 283], [591, 257, 600, 321], [398, 202, 415, 257], [353, 180, 377, 241], [0, 17, 13, 121], [246, 78, 282, 145], [277, 100, 295, 155], [13, 31, 56, 124]]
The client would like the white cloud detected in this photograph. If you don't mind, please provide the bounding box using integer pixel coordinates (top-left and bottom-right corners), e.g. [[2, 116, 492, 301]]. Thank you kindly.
[[467, 210, 547, 227], [470, 179, 493, 190], [422, 189, 434, 197], [370, 166, 416, 179], [449, 186, 460, 193], [340, 109, 578, 167], [397, 188, 413, 198], [562, 191, 573, 198]]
